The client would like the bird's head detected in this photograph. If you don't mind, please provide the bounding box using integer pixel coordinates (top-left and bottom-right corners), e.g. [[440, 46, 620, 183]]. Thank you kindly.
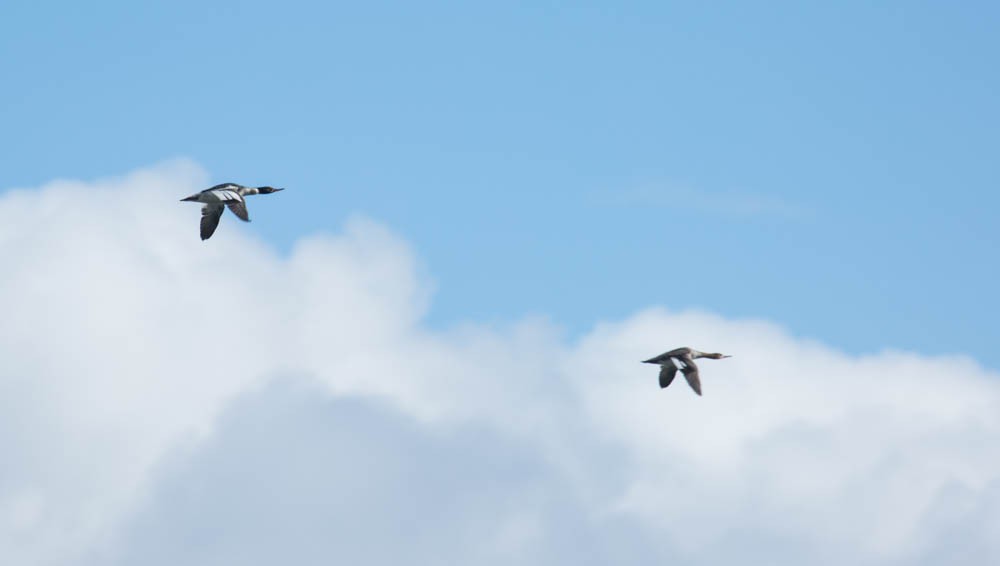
[[258, 186, 285, 194]]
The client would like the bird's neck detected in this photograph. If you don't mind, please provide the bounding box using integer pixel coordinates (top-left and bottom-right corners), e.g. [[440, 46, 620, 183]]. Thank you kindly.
[[692, 351, 723, 359]]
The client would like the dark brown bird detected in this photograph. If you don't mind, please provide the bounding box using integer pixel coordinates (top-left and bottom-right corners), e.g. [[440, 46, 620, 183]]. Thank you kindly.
[[642, 347, 731, 396]]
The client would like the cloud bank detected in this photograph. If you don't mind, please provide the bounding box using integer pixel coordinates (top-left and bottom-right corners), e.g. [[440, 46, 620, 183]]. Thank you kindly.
[[1, 161, 999, 565]]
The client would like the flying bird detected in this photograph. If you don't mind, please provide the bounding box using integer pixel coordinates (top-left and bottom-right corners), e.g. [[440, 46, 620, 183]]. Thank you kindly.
[[642, 347, 731, 396], [180, 183, 285, 240]]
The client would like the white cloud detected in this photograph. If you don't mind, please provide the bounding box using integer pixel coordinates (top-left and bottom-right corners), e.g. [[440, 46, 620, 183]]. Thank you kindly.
[[1, 161, 999, 565]]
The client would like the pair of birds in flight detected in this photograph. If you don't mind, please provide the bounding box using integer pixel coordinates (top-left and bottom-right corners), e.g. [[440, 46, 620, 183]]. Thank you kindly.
[[181, 183, 731, 394]]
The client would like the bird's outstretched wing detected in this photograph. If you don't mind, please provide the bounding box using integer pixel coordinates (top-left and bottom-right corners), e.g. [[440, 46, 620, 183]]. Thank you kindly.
[[226, 200, 250, 222], [207, 183, 243, 192], [643, 347, 692, 364], [678, 355, 702, 396], [201, 204, 224, 240], [659, 363, 678, 389]]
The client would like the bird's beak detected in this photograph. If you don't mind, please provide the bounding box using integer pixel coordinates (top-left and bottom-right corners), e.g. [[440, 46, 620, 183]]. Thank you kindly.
[[722, 355, 733, 358], [180, 195, 198, 202]]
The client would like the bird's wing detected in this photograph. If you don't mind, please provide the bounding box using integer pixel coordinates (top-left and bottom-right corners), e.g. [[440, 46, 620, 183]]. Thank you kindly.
[[679, 355, 702, 396], [200, 204, 224, 240], [207, 183, 242, 192], [226, 200, 250, 222], [659, 363, 678, 389], [217, 189, 243, 202], [644, 347, 691, 364]]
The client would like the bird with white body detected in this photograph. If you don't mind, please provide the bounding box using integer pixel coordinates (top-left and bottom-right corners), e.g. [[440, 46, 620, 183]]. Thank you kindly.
[[180, 183, 285, 240]]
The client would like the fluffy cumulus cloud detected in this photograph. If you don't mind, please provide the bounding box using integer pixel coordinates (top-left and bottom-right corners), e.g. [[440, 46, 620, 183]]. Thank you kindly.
[[1, 161, 999, 565]]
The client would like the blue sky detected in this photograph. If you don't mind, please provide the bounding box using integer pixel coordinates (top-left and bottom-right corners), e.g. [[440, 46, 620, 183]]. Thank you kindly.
[[3, 1, 998, 365], [4, 4, 1000, 564]]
